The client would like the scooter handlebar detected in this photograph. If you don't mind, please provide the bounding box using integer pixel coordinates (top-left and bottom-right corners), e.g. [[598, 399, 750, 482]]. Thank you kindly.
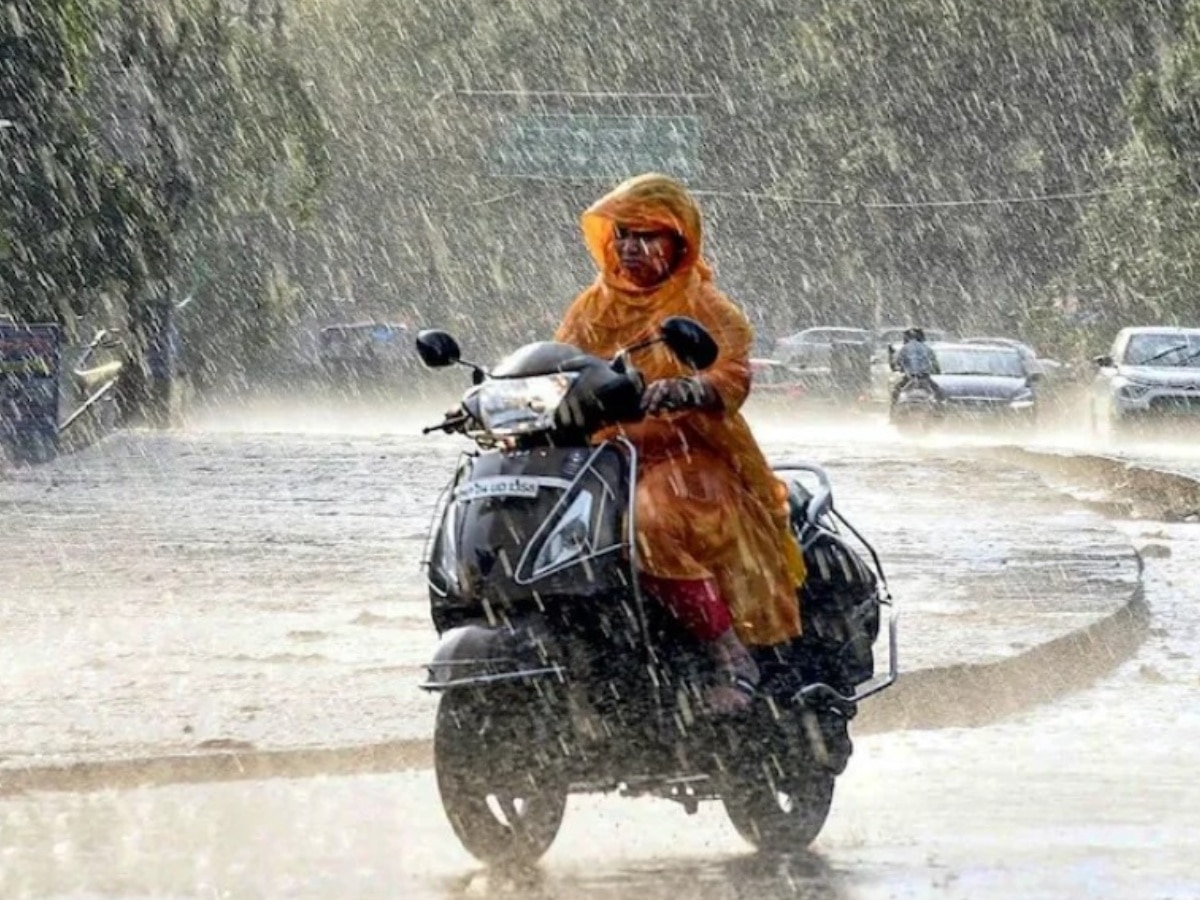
[[422, 411, 471, 435]]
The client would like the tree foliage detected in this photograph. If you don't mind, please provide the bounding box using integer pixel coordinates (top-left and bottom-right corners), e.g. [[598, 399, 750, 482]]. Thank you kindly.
[[0, 0, 176, 326], [1072, 1, 1200, 336], [290, 0, 1156, 351], [759, 0, 1147, 337], [0, 0, 328, 381], [9, 0, 1200, 375]]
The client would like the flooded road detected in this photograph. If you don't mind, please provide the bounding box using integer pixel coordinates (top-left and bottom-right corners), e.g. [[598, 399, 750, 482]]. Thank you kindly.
[[0, 509, 1195, 899], [1, 402, 1195, 897], [0, 404, 1136, 769]]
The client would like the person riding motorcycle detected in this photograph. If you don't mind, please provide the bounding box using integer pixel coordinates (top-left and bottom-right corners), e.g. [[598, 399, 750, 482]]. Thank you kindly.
[[554, 173, 806, 715], [890, 327, 943, 402]]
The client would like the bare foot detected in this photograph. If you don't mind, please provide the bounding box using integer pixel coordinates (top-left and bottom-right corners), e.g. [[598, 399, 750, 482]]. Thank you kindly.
[[705, 683, 753, 715]]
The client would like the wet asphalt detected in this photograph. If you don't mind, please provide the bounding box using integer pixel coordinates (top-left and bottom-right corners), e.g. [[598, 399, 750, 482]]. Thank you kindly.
[[0, 400, 1195, 898]]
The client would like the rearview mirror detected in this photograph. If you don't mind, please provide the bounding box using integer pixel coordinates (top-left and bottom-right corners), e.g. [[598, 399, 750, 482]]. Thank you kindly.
[[660, 316, 719, 370], [416, 329, 462, 369], [1026, 371, 1043, 385], [1093, 354, 1114, 368]]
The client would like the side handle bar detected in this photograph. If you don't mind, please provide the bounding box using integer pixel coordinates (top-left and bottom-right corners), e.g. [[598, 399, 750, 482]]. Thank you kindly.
[[771, 460, 833, 527]]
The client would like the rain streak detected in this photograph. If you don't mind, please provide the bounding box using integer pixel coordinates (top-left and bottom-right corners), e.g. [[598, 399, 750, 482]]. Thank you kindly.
[[2, 2, 1200, 898]]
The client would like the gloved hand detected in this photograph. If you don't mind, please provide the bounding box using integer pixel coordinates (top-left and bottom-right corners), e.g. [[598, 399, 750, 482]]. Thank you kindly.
[[640, 376, 722, 414]]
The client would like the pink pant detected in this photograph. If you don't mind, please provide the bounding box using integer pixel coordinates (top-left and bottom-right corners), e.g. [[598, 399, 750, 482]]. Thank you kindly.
[[640, 573, 732, 642]]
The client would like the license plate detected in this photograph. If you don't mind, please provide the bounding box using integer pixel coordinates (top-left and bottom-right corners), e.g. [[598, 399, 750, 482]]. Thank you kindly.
[[455, 477, 542, 501]]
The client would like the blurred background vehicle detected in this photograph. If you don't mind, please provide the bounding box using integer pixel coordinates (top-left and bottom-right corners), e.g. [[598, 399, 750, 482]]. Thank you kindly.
[[764, 326, 875, 408], [875, 326, 952, 349], [749, 356, 865, 410], [317, 321, 417, 379], [889, 377, 942, 435], [960, 336, 1062, 379], [1090, 326, 1200, 438], [749, 358, 820, 403], [868, 326, 953, 407], [905, 342, 1040, 431], [772, 327, 873, 369]]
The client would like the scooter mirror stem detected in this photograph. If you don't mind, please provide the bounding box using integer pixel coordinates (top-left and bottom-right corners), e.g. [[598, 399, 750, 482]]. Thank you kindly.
[[612, 337, 664, 372], [450, 358, 488, 384]]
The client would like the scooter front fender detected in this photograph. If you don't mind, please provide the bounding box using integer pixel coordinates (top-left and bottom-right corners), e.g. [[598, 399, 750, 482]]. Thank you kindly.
[[419, 624, 564, 692]]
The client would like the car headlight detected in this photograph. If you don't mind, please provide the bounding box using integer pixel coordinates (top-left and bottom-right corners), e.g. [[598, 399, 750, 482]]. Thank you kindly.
[[475, 373, 579, 435], [1010, 389, 1035, 409], [1112, 376, 1152, 399]]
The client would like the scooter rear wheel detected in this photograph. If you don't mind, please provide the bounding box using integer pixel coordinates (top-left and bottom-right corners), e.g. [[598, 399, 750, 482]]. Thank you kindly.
[[722, 762, 835, 853], [434, 688, 568, 866]]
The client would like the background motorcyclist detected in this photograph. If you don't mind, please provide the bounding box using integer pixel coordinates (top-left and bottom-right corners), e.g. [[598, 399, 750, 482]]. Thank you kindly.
[[890, 326, 944, 402], [555, 173, 806, 715]]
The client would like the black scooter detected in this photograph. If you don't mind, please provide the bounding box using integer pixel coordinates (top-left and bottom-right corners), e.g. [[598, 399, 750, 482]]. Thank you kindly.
[[416, 317, 897, 865], [890, 375, 944, 434]]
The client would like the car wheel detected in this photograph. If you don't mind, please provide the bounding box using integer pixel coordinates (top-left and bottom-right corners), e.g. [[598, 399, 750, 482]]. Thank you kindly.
[[1107, 409, 1131, 445]]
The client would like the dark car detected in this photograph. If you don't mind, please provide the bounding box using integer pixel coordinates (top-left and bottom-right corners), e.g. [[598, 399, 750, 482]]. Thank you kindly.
[[318, 321, 416, 375], [960, 336, 1062, 379], [1090, 326, 1200, 437], [925, 342, 1040, 427]]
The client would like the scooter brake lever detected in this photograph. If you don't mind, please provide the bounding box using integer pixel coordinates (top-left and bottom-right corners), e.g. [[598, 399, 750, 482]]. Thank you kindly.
[[423, 412, 468, 434]]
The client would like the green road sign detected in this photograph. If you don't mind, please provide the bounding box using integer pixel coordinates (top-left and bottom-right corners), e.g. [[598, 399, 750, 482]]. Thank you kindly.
[[489, 114, 701, 180]]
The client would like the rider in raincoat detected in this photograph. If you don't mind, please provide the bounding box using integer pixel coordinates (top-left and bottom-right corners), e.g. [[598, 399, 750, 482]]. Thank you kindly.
[[555, 173, 806, 713]]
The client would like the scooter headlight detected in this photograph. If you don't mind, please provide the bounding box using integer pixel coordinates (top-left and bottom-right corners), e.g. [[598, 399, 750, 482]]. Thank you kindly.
[[476, 373, 579, 436]]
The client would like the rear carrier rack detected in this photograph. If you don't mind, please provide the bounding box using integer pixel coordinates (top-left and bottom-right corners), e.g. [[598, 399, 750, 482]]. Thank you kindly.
[[772, 460, 899, 711]]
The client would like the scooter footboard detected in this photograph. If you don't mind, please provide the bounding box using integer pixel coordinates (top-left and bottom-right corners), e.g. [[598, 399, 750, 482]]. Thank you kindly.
[[420, 624, 565, 691]]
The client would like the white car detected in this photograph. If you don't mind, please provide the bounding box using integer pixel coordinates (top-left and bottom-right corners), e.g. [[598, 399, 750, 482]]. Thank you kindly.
[[1091, 326, 1200, 435], [773, 327, 872, 369], [875, 326, 951, 348]]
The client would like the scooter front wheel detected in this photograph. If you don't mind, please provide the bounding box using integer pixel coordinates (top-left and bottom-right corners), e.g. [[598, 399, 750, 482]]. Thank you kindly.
[[434, 687, 568, 866]]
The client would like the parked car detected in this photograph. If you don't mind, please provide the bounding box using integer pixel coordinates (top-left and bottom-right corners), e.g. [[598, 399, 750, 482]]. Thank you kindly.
[[1090, 326, 1200, 436], [898, 342, 1039, 429], [749, 357, 830, 403], [875, 326, 951, 349], [318, 321, 416, 376], [960, 336, 1062, 378], [772, 327, 873, 369]]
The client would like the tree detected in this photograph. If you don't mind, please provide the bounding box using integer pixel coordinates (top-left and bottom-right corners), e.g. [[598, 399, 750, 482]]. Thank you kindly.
[[0, 0, 177, 327], [1072, 1, 1200, 332], [0, 0, 330, 407], [765, 0, 1141, 334]]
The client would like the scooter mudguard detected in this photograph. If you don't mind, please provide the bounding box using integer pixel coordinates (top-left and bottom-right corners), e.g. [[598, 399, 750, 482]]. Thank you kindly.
[[420, 624, 562, 691]]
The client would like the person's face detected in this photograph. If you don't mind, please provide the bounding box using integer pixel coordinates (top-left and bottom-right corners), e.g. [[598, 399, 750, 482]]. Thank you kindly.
[[613, 224, 681, 288]]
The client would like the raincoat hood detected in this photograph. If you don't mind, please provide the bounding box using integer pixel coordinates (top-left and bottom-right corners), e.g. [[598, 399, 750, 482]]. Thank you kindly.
[[581, 173, 712, 299]]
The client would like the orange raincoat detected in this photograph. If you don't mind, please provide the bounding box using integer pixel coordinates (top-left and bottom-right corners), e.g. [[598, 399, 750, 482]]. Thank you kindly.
[[555, 174, 805, 647]]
